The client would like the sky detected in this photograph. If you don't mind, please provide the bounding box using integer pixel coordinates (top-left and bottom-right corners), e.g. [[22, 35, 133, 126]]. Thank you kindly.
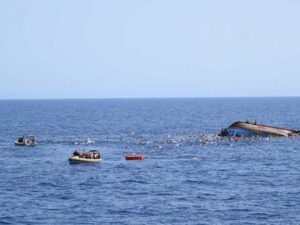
[[0, 0, 299, 99]]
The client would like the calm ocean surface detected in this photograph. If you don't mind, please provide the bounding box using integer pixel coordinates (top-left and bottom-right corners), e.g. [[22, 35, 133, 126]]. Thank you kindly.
[[0, 98, 299, 225]]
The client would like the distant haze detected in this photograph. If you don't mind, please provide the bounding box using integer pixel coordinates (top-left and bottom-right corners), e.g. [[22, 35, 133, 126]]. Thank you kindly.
[[0, 0, 299, 99]]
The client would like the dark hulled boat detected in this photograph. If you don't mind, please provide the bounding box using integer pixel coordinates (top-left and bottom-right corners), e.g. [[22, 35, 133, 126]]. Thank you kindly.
[[219, 121, 300, 137]]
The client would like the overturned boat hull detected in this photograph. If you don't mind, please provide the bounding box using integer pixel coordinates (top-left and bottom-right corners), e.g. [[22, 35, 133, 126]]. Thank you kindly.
[[219, 121, 299, 137]]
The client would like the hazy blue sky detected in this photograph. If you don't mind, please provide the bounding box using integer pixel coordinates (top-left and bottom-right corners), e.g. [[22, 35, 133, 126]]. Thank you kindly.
[[0, 0, 299, 99]]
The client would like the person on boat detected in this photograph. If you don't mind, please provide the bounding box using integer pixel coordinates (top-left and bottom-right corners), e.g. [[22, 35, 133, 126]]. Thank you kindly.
[[94, 152, 100, 159], [72, 151, 81, 157]]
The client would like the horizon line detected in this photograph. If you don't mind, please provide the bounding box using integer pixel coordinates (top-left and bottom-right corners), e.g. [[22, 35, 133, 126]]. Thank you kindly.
[[0, 96, 300, 101]]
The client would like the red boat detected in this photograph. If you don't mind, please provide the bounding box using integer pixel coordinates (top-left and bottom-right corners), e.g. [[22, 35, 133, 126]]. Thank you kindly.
[[125, 154, 145, 160]]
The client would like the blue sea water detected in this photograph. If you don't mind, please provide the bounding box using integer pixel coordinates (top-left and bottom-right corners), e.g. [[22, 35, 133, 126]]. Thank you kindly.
[[0, 98, 299, 225]]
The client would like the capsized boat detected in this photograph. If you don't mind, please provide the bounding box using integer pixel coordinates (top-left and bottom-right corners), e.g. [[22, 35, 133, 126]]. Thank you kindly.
[[69, 150, 102, 163], [15, 135, 37, 146], [219, 121, 300, 137]]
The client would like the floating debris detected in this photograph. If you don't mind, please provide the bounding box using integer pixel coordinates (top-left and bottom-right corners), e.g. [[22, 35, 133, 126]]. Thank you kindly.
[[139, 139, 146, 145], [73, 138, 95, 146]]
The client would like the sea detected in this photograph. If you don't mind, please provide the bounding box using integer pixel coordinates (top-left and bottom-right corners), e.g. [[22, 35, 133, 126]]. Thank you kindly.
[[0, 98, 299, 225]]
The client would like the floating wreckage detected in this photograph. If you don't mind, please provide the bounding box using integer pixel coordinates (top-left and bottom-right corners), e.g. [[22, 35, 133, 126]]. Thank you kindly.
[[219, 121, 300, 137], [73, 138, 95, 146]]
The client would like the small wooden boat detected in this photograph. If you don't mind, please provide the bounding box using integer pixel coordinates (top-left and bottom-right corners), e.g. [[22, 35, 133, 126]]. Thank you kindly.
[[15, 135, 37, 146], [219, 121, 300, 137], [69, 150, 102, 164], [125, 154, 145, 160]]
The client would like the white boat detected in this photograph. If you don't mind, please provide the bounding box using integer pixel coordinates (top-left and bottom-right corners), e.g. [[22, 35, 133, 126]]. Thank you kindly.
[[15, 135, 37, 146], [68, 150, 102, 164], [69, 156, 103, 163]]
